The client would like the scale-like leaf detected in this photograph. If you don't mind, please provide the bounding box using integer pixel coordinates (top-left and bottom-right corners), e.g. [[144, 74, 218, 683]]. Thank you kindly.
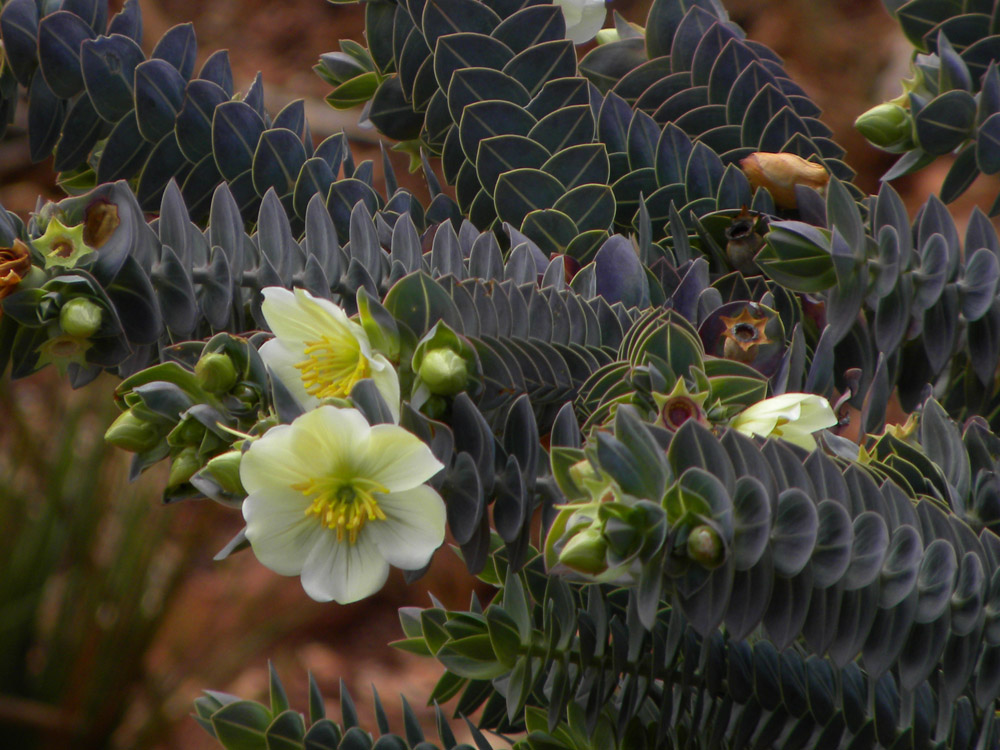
[[914, 89, 977, 155], [37, 10, 95, 99], [494, 168, 564, 227]]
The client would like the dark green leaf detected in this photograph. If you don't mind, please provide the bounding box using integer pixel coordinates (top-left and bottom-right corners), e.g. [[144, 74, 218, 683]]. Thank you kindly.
[[448, 67, 529, 123], [370, 76, 425, 140], [914, 89, 977, 155], [493, 168, 564, 227], [460, 99, 536, 162]]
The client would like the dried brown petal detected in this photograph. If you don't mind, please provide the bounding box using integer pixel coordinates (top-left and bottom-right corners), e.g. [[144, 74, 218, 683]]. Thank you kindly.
[[739, 152, 829, 209]]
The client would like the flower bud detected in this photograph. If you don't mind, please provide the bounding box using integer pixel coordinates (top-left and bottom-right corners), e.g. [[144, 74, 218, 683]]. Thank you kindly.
[[568, 459, 599, 487], [854, 103, 913, 150], [594, 28, 620, 45], [195, 352, 239, 393], [418, 347, 468, 396], [59, 298, 103, 338], [105, 409, 163, 453], [739, 152, 830, 210], [202, 450, 246, 495], [558, 525, 608, 574], [167, 446, 201, 489], [168, 417, 206, 447], [686, 524, 724, 567]]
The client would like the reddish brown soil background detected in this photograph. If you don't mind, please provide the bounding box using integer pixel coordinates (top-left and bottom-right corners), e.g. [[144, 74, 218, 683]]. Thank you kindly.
[[1, 1, 998, 749]]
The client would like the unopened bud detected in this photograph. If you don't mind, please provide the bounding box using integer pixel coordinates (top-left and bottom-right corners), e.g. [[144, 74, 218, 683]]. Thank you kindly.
[[167, 446, 201, 489], [202, 450, 245, 495], [558, 525, 608, 574], [855, 103, 912, 150], [105, 409, 162, 453], [418, 348, 468, 395], [594, 29, 620, 44], [168, 418, 206, 447], [195, 352, 239, 393], [568, 459, 599, 487], [686, 524, 724, 568], [59, 298, 103, 338]]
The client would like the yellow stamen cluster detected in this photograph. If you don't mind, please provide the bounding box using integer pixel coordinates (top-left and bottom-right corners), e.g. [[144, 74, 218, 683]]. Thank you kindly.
[[294, 476, 388, 544], [294, 334, 369, 399]]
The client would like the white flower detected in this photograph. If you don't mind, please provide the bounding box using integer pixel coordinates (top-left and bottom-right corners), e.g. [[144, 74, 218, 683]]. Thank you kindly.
[[240, 405, 446, 603], [553, 0, 606, 45], [730, 393, 838, 451], [259, 287, 400, 420]]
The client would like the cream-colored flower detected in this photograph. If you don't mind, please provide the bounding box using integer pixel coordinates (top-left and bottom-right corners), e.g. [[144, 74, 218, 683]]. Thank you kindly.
[[730, 392, 837, 451], [240, 405, 446, 603], [553, 0, 606, 45], [259, 287, 400, 420]]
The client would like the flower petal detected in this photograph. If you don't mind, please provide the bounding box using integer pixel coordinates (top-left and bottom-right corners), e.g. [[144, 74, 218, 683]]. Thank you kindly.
[[776, 429, 820, 452], [368, 485, 446, 569], [786, 395, 837, 432], [241, 423, 315, 492], [243, 487, 323, 575], [731, 412, 780, 439], [556, 0, 606, 44], [290, 406, 373, 479], [356, 424, 444, 491], [261, 287, 332, 343], [259, 338, 320, 411], [300, 532, 389, 603]]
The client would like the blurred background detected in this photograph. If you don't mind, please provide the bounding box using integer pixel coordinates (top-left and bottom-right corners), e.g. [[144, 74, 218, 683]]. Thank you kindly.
[[1, 1, 997, 748]]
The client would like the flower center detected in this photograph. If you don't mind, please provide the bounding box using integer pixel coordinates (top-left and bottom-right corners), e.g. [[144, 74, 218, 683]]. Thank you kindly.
[[660, 397, 700, 430], [731, 322, 760, 344], [294, 475, 388, 543], [294, 334, 369, 399], [51, 240, 75, 259]]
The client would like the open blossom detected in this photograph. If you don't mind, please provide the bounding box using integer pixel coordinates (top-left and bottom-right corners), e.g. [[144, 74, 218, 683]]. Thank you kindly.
[[553, 0, 606, 45], [259, 287, 400, 419], [240, 405, 446, 603], [730, 393, 837, 451]]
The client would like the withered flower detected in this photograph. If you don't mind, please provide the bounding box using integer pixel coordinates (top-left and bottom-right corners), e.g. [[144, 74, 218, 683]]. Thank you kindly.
[[724, 207, 763, 275], [739, 152, 830, 210], [720, 306, 771, 364], [83, 198, 120, 249], [0, 239, 32, 303]]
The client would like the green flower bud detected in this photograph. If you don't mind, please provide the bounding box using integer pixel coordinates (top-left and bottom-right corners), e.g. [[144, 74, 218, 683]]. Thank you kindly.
[[168, 418, 206, 448], [568, 459, 599, 488], [418, 347, 468, 395], [854, 103, 912, 150], [686, 524, 724, 568], [105, 409, 163, 453], [59, 298, 103, 338], [558, 525, 608, 574], [167, 446, 201, 489], [195, 352, 239, 393], [202, 450, 246, 495], [594, 28, 620, 45]]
